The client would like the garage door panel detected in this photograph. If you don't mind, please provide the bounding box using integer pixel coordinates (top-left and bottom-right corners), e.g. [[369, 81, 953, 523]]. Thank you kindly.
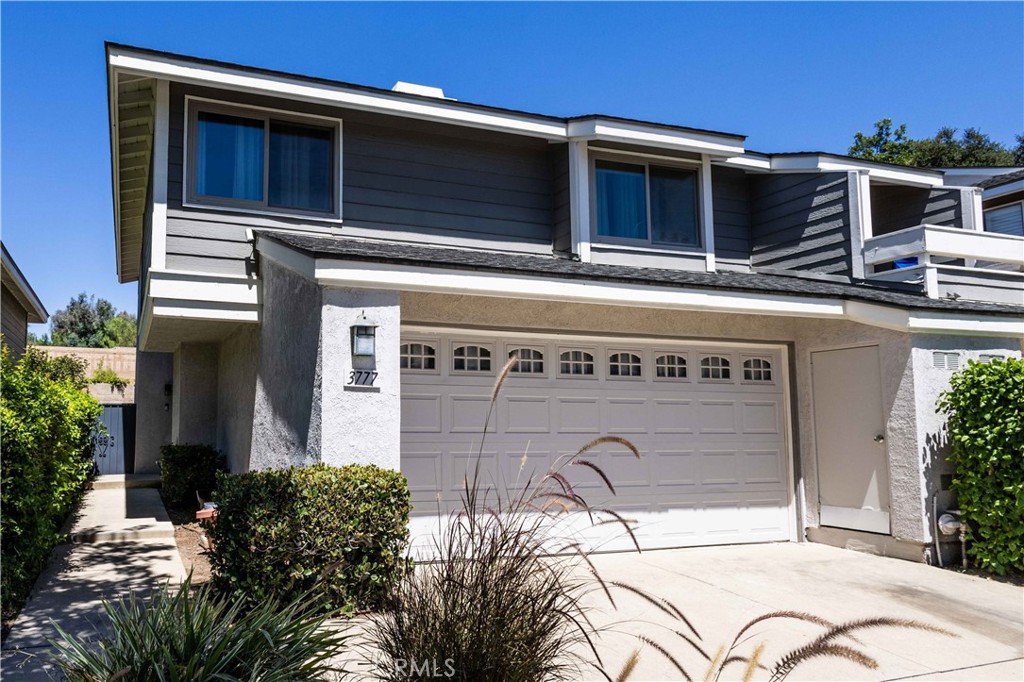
[[402, 394, 443, 433], [505, 396, 551, 433], [555, 397, 602, 434], [604, 398, 648, 434], [697, 400, 739, 434], [402, 333, 792, 553], [449, 395, 496, 433], [741, 401, 782, 434], [652, 399, 695, 434]]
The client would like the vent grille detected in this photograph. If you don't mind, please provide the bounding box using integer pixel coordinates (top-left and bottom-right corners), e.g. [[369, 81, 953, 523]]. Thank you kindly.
[[979, 354, 1005, 364], [932, 352, 961, 370]]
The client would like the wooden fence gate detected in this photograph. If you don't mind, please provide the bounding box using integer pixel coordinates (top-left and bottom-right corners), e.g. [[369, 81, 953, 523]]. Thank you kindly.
[[94, 404, 136, 475]]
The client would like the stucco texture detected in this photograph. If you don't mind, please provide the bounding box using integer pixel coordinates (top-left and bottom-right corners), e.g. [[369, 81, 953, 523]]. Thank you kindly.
[[133, 351, 173, 473]]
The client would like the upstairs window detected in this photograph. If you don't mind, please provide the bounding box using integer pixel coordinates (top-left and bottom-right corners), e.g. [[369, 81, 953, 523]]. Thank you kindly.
[[984, 202, 1024, 237], [189, 103, 338, 216], [594, 158, 700, 247]]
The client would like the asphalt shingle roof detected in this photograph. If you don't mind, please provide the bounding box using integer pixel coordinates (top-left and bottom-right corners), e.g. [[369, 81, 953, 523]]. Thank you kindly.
[[976, 169, 1024, 189], [259, 232, 1024, 318]]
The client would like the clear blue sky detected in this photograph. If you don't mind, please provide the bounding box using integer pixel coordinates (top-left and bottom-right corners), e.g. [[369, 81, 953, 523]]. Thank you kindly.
[[3, 2, 1022, 335]]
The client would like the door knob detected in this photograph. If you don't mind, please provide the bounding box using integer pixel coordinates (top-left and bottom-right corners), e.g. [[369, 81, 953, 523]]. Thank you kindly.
[[873, 434, 885, 443]]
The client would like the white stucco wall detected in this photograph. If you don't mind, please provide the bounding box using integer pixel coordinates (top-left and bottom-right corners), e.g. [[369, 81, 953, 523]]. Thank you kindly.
[[319, 287, 401, 470], [910, 336, 1023, 543], [217, 324, 259, 472]]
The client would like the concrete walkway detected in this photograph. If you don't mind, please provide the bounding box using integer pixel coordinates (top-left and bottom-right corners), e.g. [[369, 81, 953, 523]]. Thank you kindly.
[[1, 478, 186, 679], [581, 543, 1024, 681]]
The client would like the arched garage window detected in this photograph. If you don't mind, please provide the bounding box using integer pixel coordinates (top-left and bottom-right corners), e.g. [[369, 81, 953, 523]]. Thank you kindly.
[[508, 348, 544, 374], [655, 354, 687, 379], [700, 355, 731, 380], [453, 344, 492, 373], [608, 352, 643, 377], [400, 342, 436, 371], [559, 349, 595, 376], [743, 357, 773, 382]]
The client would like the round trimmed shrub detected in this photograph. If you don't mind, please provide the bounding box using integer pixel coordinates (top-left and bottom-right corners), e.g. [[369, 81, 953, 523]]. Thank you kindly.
[[938, 356, 1024, 575], [205, 463, 410, 613]]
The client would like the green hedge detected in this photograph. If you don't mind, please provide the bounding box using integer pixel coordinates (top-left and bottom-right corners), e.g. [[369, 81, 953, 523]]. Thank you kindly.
[[938, 357, 1024, 574], [159, 443, 226, 510], [1, 345, 102, 619], [206, 463, 410, 613]]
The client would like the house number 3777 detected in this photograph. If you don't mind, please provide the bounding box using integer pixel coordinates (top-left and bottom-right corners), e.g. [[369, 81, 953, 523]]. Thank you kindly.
[[348, 370, 378, 387]]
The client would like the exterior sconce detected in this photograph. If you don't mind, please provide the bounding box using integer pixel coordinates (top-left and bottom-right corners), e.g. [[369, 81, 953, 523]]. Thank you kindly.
[[351, 311, 378, 372]]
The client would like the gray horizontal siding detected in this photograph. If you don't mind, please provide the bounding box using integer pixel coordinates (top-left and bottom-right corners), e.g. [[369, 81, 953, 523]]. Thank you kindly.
[[749, 172, 852, 276], [166, 84, 555, 277], [871, 185, 963, 236], [2, 285, 29, 358], [712, 166, 751, 261], [550, 143, 571, 253]]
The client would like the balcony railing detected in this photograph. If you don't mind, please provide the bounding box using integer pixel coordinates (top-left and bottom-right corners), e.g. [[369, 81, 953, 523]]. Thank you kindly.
[[864, 224, 1024, 305]]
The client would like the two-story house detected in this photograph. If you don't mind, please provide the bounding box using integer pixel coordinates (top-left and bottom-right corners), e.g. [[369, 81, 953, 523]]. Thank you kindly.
[[106, 44, 1024, 562]]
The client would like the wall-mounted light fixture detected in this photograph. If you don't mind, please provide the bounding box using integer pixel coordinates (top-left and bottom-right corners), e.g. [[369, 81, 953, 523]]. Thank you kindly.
[[351, 311, 377, 370]]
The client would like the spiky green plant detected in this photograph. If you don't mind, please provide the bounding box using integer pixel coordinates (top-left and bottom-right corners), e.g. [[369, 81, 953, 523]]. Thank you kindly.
[[365, 356, 646, 681], [49, 575, 350, 681]]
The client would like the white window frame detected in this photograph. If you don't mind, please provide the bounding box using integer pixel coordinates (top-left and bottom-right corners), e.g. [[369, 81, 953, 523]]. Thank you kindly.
[[183, 95, 344, 222], [741, 355, 775, 384], [557, 347, 598, 379], [588, 150, 704, 252], [983, 200, 1024, 237], [698, 354, 733, 383], [607, 349, 645, 381], [450, 341, 494, 375], [399, 339, 440, 374], [653, 351, 690, 382]]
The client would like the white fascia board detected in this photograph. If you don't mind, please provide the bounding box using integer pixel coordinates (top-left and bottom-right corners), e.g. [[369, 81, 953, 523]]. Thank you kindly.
[[108, 49, 566, 141], [715, 154, 771, 171], [567, 118, 745, 156], [0, 248, 48, 322], [256, 236, 316, 280], [846, 300, 1024, 337], [984, 178, 1024, 200], [770, 155, 944, 187], [148, 269, 261, 305], [314, 259, 844, 318], [906, 310, 1024, 337]]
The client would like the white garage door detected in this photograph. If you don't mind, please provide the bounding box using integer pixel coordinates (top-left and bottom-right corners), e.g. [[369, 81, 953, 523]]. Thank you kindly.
[[400, 331, 794, 552]]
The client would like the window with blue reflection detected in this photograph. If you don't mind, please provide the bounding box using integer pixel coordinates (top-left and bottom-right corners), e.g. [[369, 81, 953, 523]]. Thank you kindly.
[[269, 121, 333, 211], [195, 112, 264, 202], [596, 160, 647, 240], [650, 166, 698, 246]]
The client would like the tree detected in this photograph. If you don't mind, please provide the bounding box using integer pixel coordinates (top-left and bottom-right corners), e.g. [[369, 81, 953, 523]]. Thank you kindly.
[[849, 119, 1021, 168], [849, 118, 916, 165], [47, 293, 137, 348]]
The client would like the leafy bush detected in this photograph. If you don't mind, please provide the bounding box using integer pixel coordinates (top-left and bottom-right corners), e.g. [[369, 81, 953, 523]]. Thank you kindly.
[[206, 463, 410, 613], [1, 345, 101, 620], [88, 363, 129, 390], [50, 575, 349, 681], [159, 443, 227, 510], [938, 357, 1024, 574]]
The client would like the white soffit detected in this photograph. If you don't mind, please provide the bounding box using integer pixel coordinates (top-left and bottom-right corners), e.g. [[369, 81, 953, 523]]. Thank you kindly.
[[770, 154, 944, 187]]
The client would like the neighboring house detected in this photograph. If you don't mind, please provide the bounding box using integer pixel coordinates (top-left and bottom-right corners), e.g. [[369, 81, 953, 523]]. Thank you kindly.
[[105, 44, 1024, 562], [977, 169, 1024, 237], [1, 242, 47, 359]]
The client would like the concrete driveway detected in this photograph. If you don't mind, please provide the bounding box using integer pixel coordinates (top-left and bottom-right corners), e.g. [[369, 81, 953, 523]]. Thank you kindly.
[[581, 543, 1023, 681]]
